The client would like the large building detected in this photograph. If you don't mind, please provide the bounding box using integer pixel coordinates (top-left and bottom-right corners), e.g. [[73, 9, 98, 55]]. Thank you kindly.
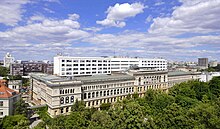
[[198, 58, 208, 69], [54, 56, 112, 76], [30, 67, 168, 117], [10, 61, 53, 76], [200, 72, 220, 82], [3, 53, 15, 68], [168, 71, 201, 87], [54, 56, 167, 77], [0, 80, 20, 118]]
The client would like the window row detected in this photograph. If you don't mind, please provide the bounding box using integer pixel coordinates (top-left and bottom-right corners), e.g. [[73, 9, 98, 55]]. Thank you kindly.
[[62, 60, 109, 63], [61, 64, 110, 67], [83, 82, 134, 90], [60, 96, 74, 104], [84, 87, 134, 99], [60, 89, 75, 94], [62, 67, 110, 71]]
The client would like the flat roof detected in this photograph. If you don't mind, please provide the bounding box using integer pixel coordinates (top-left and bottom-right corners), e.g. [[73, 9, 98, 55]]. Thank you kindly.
[[75, 74, 134, 84], [30, 73, 134, 87], [168, 71, 199, 76]]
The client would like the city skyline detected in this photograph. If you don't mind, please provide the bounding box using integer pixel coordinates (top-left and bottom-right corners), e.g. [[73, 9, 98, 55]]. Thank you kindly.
[[0, 0, 219, 61]]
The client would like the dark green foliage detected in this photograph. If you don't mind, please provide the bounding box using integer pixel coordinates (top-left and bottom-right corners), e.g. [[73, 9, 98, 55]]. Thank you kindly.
[[100, 103, 111, 110], [4, 77, 220, 129], [0, 66, 9, 77], [14, 99, 29, 116], [2, 115, 29, 129]]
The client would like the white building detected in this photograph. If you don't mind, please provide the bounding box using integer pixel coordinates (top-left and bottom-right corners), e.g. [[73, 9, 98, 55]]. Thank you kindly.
[[111, 57, 167, 72], [200, 72, 220, 82], [3, 53, 15, 68], [54, 56, 111, 76], [0, 80, 20, 118], [8, 80, 22, 92], [54, 56, 167, 77], [30, 67, 168, 117]]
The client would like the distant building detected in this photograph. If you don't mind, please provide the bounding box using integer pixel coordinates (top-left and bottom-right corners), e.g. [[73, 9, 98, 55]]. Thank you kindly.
[[8, 80, 22, 93], [54, 56, 167, 77], [3, 53, 15, 68], [209, 60, 218, 67], [10, 61, 53, 76], [198, 58, 208, 69], [200, 72, 220, 82], [168, 71, 201, 87], [0, 80, 20, 118], [30, 67, 168, 117]]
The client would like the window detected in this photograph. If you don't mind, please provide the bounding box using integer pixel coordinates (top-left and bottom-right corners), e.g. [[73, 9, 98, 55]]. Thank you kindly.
[[92, 92, 95, 98], [61, 108, 64, 113], [88, 93, 91, 99], [96, 91, 99, 97], [0, 101, 3, 106], [60, 97, 64, 104], [0, 112, 3, 116], [66, 97, 69, 103], [66, 107, 69, 112], [71, 96, 74, 102], [84, 93, 87, 99]]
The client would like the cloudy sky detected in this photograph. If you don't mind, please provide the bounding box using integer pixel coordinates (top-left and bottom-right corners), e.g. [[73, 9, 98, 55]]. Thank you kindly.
[[0, 0, 219, 61]]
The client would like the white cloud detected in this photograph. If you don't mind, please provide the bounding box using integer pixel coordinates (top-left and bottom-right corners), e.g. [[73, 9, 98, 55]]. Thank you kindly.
[[154, 1, 165, 6], [0, 0, 30, 26], [149, 0, 220, 35], [145, 15, 153, 23], [97, 3, 145, 27], [68, 14, 80, 21], [0, 14, 90, 59]]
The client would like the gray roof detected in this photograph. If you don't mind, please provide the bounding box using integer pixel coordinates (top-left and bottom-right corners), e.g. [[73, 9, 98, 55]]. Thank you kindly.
[[30, 73, 134, 87], [168, 71, 198, 76], [75, 74, 134, 84]]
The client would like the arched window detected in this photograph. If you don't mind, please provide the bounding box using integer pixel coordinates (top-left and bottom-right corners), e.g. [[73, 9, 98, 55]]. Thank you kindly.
[[92, 92, 95, 98], [71, 96, 74, 102], [96, 91, 99, 97], [70, 89, 73, 93], [88, 93, 91, 99], [65, 89, 67, 94], [100, 91, 103, 96], [66, 97, 69, 103], [139, 77, 141, 85], [60, 97, 64, 104], [84, 93, 87, 99]]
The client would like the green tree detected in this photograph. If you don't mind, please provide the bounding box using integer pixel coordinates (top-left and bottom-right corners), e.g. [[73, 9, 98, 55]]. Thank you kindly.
[[2, 115, 29, 129], [100, 103, 111, 110], [209, 76, 220, 98], [0, 66, 9, 77], [89, 111, 113, 129], [71, 99, 85, 112], [14, 99, 29, 116]]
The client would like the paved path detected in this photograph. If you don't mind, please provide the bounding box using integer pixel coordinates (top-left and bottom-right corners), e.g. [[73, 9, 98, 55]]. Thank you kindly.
[[29, 119, 42, 128]]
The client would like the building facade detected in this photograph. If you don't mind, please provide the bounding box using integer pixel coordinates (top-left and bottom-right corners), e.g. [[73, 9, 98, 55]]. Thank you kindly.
[[0, 80, 20, 118], [10, 61, 53, 76], [54, 56, 167, 77], [168, 71, 201, 87], [200, 72, 220, 82], [8, 80, 22, 93], [30, 68, 168, 117], [198, 58, 208, 69], [3, 53, 15, 68], [54, 56, 112, 77]]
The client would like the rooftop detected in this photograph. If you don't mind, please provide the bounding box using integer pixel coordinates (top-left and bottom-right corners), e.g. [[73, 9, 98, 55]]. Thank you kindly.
[[0, 80, 19, 98], [30, 73, 134, 86], [168, 71, 200, 76]]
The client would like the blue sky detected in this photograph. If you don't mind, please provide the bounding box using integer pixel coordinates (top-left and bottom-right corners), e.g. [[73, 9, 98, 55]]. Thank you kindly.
[[0, 0, 219, 61]]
